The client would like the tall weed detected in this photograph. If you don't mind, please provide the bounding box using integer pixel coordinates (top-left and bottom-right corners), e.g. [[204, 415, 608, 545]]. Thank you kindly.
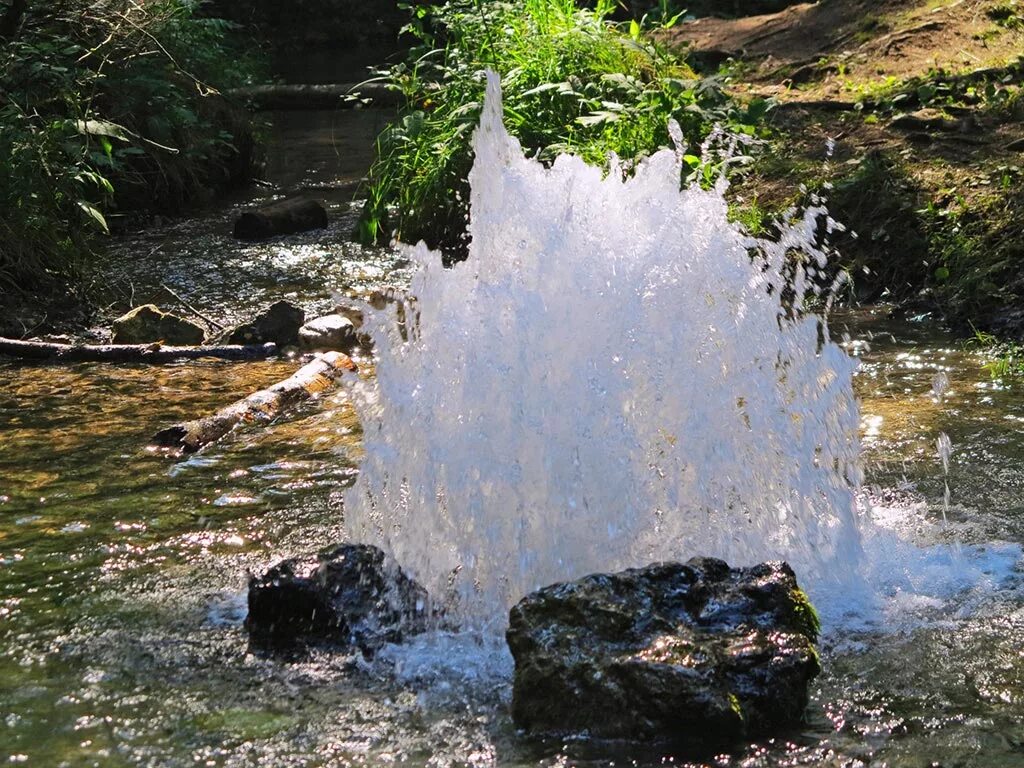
[[358, 0, 771, 255]]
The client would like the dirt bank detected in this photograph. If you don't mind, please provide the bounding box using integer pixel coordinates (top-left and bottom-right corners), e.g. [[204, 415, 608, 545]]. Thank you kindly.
[[664, 0, 1024, 335]]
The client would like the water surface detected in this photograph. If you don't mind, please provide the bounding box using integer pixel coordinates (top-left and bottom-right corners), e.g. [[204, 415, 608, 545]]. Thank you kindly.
[[2, 108, 1024, 765]]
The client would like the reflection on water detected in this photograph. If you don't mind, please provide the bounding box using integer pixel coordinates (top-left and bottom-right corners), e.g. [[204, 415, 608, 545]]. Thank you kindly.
[[97, 107, 409, 333], [841, 308, 1024, 546], [3, 301, 1024, 766]]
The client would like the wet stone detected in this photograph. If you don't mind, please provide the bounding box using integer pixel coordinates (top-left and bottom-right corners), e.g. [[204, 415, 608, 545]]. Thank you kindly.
[[246, 543, 433, 652], [225, 300, 305, 347], [233, 197, 328, 241], [506, 557, 821, 751], [298, 313, 357, 352], [111, 304, 206, 345]]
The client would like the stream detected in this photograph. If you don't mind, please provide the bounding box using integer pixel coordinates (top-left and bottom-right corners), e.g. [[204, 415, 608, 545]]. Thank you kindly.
[[2, 101, 1024, 767]]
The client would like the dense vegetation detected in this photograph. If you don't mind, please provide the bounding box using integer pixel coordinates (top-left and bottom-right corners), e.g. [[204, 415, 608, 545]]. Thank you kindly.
[[0, 0, 260, 300], [357, 0, 772, 255]]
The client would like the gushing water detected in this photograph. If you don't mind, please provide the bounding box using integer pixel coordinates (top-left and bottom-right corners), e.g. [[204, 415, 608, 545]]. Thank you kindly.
[[344, 72, 1013, 631]]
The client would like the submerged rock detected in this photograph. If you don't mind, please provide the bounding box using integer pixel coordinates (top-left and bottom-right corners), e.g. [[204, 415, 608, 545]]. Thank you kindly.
[[298, 313, 357, 351], [233, 197, 328, 240], [111, 304, 206, 345], [506, 558, 820, 750], [246, 543, 432, 651], [226, 300, 304, 347]]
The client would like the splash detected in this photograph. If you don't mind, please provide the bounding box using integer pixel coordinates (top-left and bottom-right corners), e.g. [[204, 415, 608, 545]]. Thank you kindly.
[[344, 72, 995, 630]]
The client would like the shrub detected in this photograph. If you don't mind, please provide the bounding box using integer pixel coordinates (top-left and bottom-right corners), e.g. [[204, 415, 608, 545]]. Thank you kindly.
[[0, 0, 261, 297], [357, 0, 772, 256]]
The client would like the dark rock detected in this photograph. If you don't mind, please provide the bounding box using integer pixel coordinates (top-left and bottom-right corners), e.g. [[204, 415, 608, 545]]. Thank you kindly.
[[506, 557, 820, 750], [226, 300, 304, 347], [233, 197, 328, 241], [298, 313, 357, 351], [890, 109, 959, 133], [333, 301, 366, 330], [246, 543, 433, 651], [112, 304, 206, 345]]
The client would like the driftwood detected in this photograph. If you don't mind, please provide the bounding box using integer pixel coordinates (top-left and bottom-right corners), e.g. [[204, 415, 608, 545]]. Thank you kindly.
[[234, 198, 328, 240], [0, 336, 278, 363], [153, 351, 356, 453], [227, 83, 400, 111]]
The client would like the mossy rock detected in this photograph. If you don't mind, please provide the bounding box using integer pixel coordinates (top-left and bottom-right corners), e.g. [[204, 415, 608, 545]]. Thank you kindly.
[[506, 558, 821, 750], [112, 304, 206, 345]]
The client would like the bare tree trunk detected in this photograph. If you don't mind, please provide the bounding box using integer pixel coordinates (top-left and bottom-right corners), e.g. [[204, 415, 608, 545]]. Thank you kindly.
[[0, 336, 279, 363], [152, 351, 356, 453]]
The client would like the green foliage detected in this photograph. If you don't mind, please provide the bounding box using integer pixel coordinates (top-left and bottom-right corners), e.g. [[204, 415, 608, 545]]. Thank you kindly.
[[924, 177, 1024, 330], [845, 61, 1023, 117], [0, 0, 261, 297], [357, 0, 772, 253], [966, 324, 1024, 378], [988, 1, 1024, 29], [728, 197, 773, 236]]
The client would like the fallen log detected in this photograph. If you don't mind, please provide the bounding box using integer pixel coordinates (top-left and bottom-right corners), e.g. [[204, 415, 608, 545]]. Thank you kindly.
[[0, 337, 278, 363], [152, 351, 356, 453], [227, 83, 400, 111]]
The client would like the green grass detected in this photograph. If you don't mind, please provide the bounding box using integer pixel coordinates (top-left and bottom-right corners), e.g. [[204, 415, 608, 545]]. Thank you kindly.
[[988, 1, 1024, 29], [926, 179, 1024, 330], [357, 0, 773, 255]]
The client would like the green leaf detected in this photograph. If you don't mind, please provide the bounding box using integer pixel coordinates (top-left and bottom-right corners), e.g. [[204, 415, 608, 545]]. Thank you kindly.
[[576, 111, 620, 126], [521, 82, 564, 97], [77, 201, 109, 234]]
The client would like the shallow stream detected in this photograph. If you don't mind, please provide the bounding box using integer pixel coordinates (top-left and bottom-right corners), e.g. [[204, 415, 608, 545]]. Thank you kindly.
[[2, 106, 1023, 767]]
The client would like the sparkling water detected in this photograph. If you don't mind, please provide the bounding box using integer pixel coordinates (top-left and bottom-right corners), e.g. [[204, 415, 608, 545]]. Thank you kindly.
[[344, 71, 1016, 631]]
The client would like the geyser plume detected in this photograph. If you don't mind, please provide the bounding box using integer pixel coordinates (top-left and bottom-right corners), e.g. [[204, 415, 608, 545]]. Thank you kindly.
[[345, 71, 863, 626]]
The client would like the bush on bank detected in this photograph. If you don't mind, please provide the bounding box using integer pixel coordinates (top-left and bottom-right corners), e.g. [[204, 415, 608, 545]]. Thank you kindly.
[[0, 0, 261, 298], [357, 0, 772, 257]]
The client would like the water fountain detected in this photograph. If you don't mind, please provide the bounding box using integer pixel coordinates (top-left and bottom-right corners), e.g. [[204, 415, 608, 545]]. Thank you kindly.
[[344, 71, 868, 629]]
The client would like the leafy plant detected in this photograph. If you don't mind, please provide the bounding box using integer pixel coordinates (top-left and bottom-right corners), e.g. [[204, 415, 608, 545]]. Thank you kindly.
[[966, 323, 1024, 378], [357, 0, 772, 256], [0, 0, 262, 299], [988, 1, 1024, 29]]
